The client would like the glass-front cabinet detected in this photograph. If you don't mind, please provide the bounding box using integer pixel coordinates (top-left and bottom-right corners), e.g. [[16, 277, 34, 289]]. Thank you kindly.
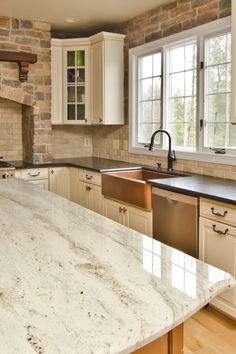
[[64, 46, 89, 124]]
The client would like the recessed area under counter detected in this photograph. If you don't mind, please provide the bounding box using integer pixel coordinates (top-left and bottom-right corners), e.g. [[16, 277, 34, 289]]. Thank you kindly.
[[0, 179, 234, 354]]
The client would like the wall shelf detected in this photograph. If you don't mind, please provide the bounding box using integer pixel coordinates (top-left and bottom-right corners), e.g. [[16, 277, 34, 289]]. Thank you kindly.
[[0, 51, 37, 82]]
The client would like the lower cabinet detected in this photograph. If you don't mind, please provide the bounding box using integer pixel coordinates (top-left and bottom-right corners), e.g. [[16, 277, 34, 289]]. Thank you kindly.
[[15, 168, 49, 190], [199, 216, 236, 318], [79, 181, 104, 215], [29, 179, 49, 190], [104, 198, 152, 237], [49, 167, 70, 199], [70, 168, 80, 204]]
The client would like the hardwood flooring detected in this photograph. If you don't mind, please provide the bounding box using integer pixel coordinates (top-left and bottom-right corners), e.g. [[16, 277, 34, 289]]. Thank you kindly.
[[184, 307, 236, 354]]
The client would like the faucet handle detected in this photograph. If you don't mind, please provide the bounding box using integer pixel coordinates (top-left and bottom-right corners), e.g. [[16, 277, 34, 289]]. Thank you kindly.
[[171, 150, 176, 160]]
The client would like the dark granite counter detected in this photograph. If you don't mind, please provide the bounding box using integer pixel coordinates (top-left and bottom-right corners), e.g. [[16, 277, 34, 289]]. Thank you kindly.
[[148, 174, 236, 205], [10, 157, 142, 172]]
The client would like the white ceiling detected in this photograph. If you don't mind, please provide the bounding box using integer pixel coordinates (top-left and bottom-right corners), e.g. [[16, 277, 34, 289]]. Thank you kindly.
[[1, 0, 169, 35]]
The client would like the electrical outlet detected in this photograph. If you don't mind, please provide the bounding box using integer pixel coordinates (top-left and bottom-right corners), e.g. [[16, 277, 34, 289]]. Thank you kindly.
[[84, 137, 91, 147], [113, 139, 120, 149]]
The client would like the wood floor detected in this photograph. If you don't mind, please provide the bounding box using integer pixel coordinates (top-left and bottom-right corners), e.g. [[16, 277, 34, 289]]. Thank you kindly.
[[184, 306, 236, 354]]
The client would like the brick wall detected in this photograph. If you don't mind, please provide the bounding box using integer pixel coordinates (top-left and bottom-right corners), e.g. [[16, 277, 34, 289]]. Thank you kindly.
[[92, 0, 236, 180], [0, 17, 52, 163]]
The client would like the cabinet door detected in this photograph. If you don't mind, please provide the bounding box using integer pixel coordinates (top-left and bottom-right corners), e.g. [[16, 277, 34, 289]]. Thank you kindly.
[[49, 168, 70, 199], [79, 181, 92, 209], [104, 198, 124, 224], [124, 205, 152, 237], [64, 46, 89, 124], [70, 168, 80, 203], [199, 217, 236, 307], [29, 179, 48, 190], [91, 184, 104, 215], [91, 41, 103, 124]]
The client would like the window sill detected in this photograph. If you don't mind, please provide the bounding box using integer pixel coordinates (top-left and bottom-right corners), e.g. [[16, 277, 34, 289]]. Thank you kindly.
[[129, 146, 236, 166]]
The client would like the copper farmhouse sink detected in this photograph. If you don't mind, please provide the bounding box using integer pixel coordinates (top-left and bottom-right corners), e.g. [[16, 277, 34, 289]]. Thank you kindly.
[[102, 169, 177, 210]]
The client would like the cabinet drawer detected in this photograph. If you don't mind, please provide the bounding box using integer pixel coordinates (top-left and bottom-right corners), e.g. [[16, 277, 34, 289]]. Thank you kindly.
[[200, 198, 236, 227], [79, 169, 101, 186], [21, 168, 48, 181]]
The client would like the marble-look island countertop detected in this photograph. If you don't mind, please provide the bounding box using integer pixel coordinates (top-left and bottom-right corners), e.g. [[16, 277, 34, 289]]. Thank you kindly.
[[0, 179, 235, 354]]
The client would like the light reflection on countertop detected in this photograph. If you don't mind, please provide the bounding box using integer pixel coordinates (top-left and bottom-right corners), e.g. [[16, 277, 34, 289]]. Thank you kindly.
[[0, 179, 235, 354]]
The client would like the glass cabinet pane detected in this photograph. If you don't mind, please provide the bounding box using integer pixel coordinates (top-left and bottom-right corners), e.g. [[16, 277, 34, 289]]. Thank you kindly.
[[77, 105, 85, 120], [67, 69, 75, 83], [67, 51, 75, 66], [68, 105, 75, 120], [68, 86, 75, 102], [76, 50, 85, 66], [76, 68, 85, 83], [77, 86, 85, 103]]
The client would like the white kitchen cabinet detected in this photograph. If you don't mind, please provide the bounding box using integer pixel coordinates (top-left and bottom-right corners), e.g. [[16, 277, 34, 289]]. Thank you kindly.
[[199, 198, 236, 319], [104, 198, 152, 237], [90, 32, 125, 125], [51, 32, 124, 126], [16, 168, 49, 190], [70, 167, 80, 204], [63, 45, 90, 124], [78, 169, 104, 215], [79, 181, 104, 215], [49, 167, 70, 199]]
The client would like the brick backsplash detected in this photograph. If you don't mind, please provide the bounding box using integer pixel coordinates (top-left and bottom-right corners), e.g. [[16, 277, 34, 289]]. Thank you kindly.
[[52, 126, 93, 159], [0, 97, 23, 160]]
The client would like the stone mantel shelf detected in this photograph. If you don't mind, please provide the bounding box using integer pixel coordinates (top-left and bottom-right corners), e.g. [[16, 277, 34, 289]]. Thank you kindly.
[[0, 51, 37, 82]]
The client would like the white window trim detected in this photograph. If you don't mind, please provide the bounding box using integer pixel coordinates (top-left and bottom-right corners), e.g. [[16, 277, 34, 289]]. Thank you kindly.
[[129, 16, 236, 166]]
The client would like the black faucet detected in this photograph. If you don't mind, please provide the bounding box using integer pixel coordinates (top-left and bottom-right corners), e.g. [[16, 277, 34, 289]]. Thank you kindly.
[[149, 129, 176, 172]]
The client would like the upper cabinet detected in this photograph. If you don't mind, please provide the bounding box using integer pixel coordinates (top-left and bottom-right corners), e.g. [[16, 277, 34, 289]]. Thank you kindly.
[[64, 46, 89, 124], [231, 5, 236, 124], [90, 32, 125, 125], [51, 32, 125, 126]]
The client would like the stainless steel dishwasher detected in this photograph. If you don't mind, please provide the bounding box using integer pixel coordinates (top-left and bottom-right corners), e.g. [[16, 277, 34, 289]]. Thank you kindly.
[[152, 187, 199, 258]]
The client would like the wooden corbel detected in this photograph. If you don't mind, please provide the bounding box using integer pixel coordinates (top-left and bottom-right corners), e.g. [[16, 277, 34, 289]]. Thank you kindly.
[[0, 51, 37, 82]]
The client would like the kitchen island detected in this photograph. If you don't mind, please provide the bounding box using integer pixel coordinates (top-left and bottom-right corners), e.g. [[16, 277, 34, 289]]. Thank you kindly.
[[0, 179, 235, 354]]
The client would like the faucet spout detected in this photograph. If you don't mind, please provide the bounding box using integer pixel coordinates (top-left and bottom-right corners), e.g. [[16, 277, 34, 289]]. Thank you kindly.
[[148, 129, 176, 172]]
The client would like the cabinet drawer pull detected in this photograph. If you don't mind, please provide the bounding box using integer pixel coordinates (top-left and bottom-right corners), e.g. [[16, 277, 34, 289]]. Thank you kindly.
[[212, 224, 229, 236], [86, 186, 92, 191], [119, 207, 127, 213], [28, 172, 40, 177], [211, 207, 228, 217], [86, 174, 93, 180]]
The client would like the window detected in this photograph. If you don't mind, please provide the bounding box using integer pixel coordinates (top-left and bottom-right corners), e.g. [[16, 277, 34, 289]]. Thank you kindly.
[[167, 41, 197, 149], [138, 52, 162, 144], [130, 17, 236, 161], [204, 33, 236, 148]]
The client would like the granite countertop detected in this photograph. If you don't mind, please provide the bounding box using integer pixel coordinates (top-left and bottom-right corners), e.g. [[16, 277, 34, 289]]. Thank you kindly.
[[10, 157, 143, 172], [0, 179, 235, 354], [148, 174, 236, 205]]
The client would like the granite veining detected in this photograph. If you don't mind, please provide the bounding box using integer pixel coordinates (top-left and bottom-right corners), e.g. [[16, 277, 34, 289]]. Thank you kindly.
[[0, 179, 235, 354]]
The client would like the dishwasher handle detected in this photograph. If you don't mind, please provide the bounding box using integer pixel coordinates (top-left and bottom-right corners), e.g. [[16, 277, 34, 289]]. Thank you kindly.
[[152, 187, 198, 206]]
